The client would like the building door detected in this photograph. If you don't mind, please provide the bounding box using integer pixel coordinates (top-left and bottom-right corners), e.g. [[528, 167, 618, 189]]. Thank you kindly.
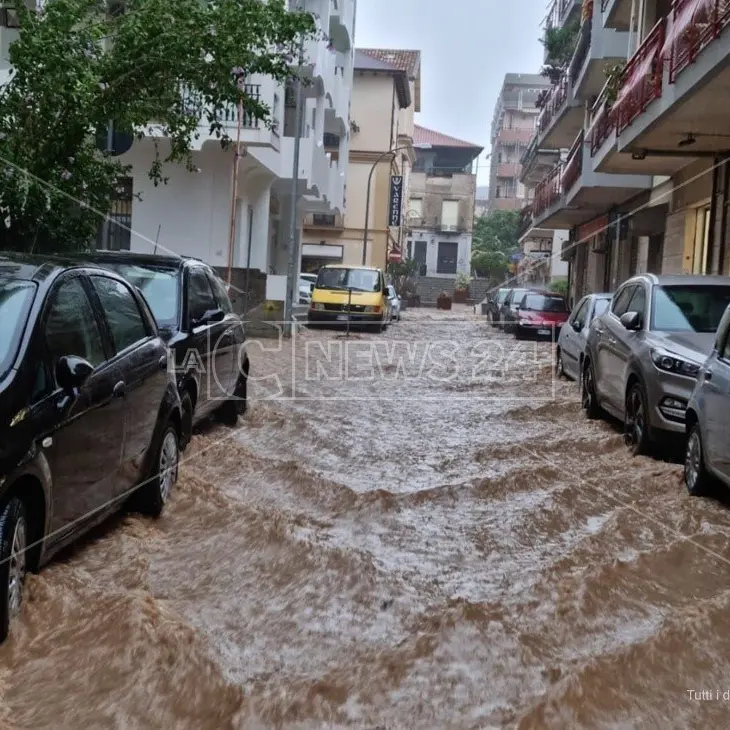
[[414, 240, 427, 276], [437, 241, 458, 274], [647, 234, 664, 273]]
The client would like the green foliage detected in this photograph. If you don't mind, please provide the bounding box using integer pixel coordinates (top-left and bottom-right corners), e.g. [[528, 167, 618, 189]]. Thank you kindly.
[[471, 210, 520, 280], [454, 271, 471, 290], [0, 0, 315, 252], [549, 278, 569, 296], [540, 22, 579, 82], [387, 258, 418, 298], [603, 61, 626, 105]]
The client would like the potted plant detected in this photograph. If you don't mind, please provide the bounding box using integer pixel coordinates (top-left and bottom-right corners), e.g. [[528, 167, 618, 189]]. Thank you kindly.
[[437, 291, 452, 310], [453, 272, 471, 303]]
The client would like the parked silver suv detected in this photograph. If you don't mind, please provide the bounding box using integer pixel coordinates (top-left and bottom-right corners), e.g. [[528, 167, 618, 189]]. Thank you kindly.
[[582, 274, 730, 455]]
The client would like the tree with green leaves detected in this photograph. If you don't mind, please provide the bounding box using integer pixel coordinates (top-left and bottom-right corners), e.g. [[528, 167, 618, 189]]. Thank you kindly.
[[0, 0, 316, 253], [471, 209, 520, 281], [540, 22, 579, 83]]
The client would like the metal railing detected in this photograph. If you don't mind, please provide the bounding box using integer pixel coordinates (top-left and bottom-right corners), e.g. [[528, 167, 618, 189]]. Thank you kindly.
[[588, 82, 615, 155], [669, 0, 730, 82], [562, 131, 583, 194], [615, 19, 665, 133], [569, 22, 592, 86], [181, 83, 261, 129], [517, 203, 534, 238], [533, 162, 564, 216], [537, 74, 569, 135]]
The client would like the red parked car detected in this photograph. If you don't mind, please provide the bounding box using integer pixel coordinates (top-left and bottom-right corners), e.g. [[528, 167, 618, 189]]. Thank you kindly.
[[514, 291, 570, 340]]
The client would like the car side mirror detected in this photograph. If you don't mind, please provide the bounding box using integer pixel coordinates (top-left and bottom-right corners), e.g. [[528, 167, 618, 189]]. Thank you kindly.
[[193, 308, 225, 327], [55, 355, 93, 396], [572, 320, 582, 333], [620, 311, 642, 331]]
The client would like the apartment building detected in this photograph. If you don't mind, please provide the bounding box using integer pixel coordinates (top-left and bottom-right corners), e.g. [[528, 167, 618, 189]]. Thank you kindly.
[[301, 47, 421, 271], [0, 0, 355, 309], [522, 0, 730, 306], [474, 186, 490, 217], [405, 125, 483, 279], [489, 73, 552, 212]]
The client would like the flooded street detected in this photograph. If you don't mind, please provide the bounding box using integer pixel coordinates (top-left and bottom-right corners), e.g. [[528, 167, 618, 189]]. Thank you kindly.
[[3, 307, 730, 728]]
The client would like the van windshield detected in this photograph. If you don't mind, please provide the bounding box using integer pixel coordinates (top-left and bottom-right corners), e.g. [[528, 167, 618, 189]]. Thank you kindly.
[[0, 280, 36, 380], [316, 268, 381, 293]]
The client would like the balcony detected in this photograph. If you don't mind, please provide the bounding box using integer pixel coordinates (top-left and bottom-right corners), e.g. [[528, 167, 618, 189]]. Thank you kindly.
[[329, 0, 354, 52], [546, 0, 582, 31], [532, 130, 653, 229], [521, 135, 562, 186], [497, 162, 521, 178], [535, 73, 584, 150], [304, 212, 344, 229], [498, 127, 535, 145], [179, 81, 281, 152], [570, 9, 630, 101], [615, 0, 730, 171], [601, 0, 632, 30]]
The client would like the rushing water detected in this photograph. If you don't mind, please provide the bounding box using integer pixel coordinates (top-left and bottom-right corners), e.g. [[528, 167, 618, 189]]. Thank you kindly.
[[2, 307, 730, 729]]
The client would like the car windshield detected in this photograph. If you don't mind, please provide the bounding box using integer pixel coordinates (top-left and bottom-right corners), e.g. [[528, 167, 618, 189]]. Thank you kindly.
[[316, 268, 381, 292], [510, 289, 528, 303], [651, 284, 730, 333], [592, 298, 610, 319], [0, 280, 36, 380], [496, 288, 510, 304], [522, 294, 567, 312], [105, 263, 180, 328]]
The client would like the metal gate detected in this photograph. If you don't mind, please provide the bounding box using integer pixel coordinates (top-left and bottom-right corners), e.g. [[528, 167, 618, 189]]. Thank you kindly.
[[96, 177, 133, 250]]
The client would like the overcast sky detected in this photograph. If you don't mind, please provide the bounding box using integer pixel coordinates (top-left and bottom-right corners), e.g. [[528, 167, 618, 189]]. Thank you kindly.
[[355, 0, 548, 186]]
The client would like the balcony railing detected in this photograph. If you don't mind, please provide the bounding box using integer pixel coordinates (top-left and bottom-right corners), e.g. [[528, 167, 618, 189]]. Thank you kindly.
[[518, 203, 534, 238], [497, 162, 521, 178], [181, 83, 261, 129], [562, 131, 583, 194], [534, 162, 564, 216], [668, 0, 730, 82], [537, 74, 569, 135], [569, 22, 592, 85], [614, 19, 665, 133], [588, 83, 615, 155]]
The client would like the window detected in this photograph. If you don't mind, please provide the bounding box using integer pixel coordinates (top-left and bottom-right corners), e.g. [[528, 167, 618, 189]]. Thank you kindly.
[[570, 297, 589, 328], [208, 273, 233, 314], [626, 285, 646, 318], [591, 298, 610, 321], [409, 198, 423, 218], [611, 286, 636, 317], [0, 280, 36, 380], [651, 285, 730, 333], [104, 263, 179, 329], [45, 278, 106, 370], [92, 276, 149, 352], [441, 200, 459, 229], [692, 206, 711, 275], [188, 268, 217, 324], [522, 294, 568, 313], [312, 213, 336, 226], [96, 177, 133, 251], [437, 241, 458, 274]]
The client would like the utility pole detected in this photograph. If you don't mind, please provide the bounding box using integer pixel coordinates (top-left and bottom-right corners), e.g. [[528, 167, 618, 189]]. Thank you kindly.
[[99, 119, 114, 249], [227, 73, 245, 287], [283, 23, 306, 336]]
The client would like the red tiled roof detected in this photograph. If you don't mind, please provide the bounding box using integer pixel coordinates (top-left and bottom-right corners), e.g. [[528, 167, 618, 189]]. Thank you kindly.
[[359, 49, 421, 111], [359, 49, 420, 76], [414, 125, 483, 150]]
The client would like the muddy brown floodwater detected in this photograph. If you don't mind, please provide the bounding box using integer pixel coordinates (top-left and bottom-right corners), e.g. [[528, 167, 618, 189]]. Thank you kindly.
[[4, 307, 730, 728]]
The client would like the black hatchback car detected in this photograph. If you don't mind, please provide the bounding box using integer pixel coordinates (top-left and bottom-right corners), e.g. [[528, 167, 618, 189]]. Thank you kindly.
[[0, 254, 182, 642], [77, 252, 248, 447]]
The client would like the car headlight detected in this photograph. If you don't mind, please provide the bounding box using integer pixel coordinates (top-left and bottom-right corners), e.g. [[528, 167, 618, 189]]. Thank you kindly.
[[519, 319, 531, 326], [650, 348, 701, 378], [312, 303, 324, 311]]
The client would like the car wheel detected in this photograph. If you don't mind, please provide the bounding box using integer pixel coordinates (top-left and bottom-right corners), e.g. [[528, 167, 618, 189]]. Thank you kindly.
[[624, 383, 651, 456], [685, 423, 710, 496], [581, 360, 601, 419], [179, 390, 194, 451], [555, 347, 565, 378], [0, 497, 27, 643], [137, 424, 179, 517], [216, 373, 247, 425]]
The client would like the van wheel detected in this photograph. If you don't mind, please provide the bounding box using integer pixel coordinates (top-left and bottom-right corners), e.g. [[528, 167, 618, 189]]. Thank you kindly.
[[0, 497, 28, 643]]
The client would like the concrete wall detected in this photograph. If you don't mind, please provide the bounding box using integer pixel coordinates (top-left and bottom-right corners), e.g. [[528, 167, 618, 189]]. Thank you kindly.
[[350, 74, 395, 152], [662, 210, 687, 274], [408, 228, 472, 277], [408, 172, 477, 232]]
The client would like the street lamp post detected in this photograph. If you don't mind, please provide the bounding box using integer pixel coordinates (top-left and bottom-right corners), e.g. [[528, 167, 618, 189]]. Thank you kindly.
[[361, 142, 431, 266]]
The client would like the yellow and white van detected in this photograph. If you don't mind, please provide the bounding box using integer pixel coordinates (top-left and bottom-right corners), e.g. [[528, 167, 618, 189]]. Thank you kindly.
[[308, 265, 390, 330]]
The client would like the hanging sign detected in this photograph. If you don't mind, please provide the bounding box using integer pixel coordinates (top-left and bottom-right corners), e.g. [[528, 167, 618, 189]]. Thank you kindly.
[[388, 175, 403, 227]]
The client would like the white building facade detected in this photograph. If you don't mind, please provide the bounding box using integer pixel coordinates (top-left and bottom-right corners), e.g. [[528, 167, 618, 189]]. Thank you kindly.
[[121, 0, 355, 295]]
